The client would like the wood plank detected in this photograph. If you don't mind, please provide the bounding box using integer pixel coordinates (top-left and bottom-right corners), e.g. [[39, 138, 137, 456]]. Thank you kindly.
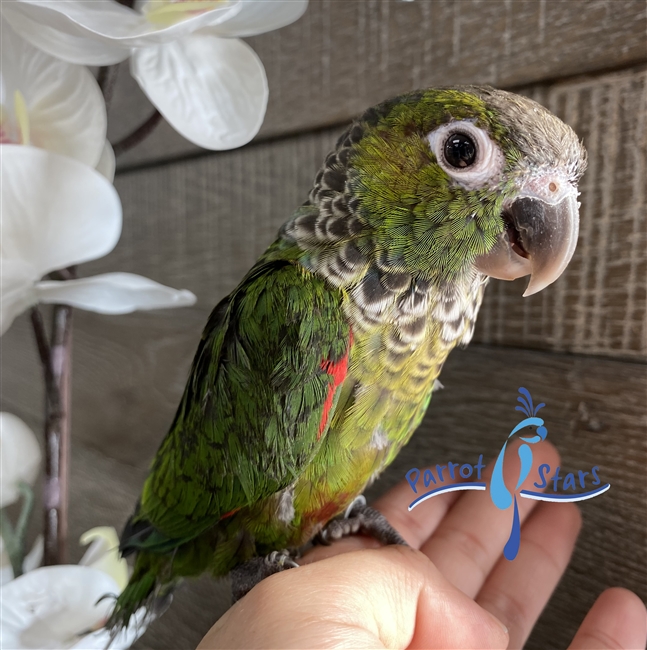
[[109, 0, 647, 168], [476, 68, 647, 358], [5, 347, 644, 649]]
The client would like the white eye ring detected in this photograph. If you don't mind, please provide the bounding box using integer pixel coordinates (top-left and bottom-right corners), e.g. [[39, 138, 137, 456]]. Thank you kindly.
[[427, 120, 505, 190]]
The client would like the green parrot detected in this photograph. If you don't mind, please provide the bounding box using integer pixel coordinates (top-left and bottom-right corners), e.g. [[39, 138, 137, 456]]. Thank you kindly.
[[107, 86, 586, 633]]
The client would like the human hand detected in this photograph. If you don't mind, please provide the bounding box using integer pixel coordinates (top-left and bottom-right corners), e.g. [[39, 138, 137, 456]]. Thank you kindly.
[[198, 442, 647, 649]]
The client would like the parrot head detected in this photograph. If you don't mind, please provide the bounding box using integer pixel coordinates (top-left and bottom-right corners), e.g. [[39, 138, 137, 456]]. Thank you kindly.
[[316, 86, 588, 297]]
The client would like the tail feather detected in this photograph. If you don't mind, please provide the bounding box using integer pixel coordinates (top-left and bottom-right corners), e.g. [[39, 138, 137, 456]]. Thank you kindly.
[[104, 552, 176, 642]]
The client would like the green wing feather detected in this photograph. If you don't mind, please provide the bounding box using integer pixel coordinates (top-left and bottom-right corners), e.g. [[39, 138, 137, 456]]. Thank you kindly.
[[110, 259, 350, 630]]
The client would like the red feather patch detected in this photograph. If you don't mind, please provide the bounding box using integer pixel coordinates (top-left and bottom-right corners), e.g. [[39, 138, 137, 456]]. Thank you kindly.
[[318, 331, 353, 439]]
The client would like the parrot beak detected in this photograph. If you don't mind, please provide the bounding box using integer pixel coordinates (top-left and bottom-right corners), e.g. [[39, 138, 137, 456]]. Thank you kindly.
[[475, 178, 580, 297]]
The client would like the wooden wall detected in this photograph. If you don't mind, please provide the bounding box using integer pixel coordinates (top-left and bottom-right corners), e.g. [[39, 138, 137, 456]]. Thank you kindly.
[[1, 1, 645, 648]]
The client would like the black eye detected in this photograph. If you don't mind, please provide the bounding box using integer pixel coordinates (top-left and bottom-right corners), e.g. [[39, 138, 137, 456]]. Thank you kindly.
[[444, 132, 477, 169]]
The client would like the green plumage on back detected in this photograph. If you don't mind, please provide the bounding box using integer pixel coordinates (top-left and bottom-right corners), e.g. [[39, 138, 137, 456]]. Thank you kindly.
[[109, 86, 586, 633], [110, 261, 351, 627], [141, 261, 348, 537]]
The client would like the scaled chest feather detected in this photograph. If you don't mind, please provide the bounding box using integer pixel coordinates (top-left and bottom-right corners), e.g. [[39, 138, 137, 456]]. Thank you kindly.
[[267, 246, 488, 545]]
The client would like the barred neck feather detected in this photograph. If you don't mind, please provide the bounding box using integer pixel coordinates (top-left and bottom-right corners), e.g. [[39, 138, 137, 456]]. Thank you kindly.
[[278, 121, 487, 351]]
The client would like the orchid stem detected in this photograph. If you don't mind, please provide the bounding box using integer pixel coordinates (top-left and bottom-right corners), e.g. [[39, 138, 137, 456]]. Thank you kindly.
[[112, 109, 163, 158], [49, 268, 76, 282], [30, 307, 60, 409], [30, 306, 50, 364], [42, 304, 73, 566]]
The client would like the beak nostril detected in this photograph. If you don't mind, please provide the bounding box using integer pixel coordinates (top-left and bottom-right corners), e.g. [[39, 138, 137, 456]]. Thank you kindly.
[[548, 182, 557, 192]]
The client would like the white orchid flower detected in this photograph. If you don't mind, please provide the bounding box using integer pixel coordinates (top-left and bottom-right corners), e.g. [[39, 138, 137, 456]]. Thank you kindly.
[[3, 0, 309, 150], [0, 528, 146, 649], [0, 145, 196, 336], [0, 18, 106, 166], [1, 18, 116, 181], [0, 413, 41, 509]]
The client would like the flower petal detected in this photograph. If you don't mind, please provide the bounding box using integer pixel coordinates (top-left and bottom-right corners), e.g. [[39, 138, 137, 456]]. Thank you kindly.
[[206, 0, 309, 37], [0, 259, 38, 336], [95, 140, 115, 182], [0, 564, 13, 587], [0, 145, 122, 275], [1, 2, 132, 65], [138, 0, 243, 32], [0, 565, 120, 649], [35, 273, 196, 314], [79, 527, 129, 591], [3, 0, 244, 64], [22, 536, 44, 574], [131, 34, 267, 149], [0, 413, 41, 508], [1, 20, 107, 167]]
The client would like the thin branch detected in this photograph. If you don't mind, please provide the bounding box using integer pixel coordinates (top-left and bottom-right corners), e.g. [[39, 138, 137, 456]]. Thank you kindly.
[[97, 64, 119, 109], [30, 307, 51, 369], [112, 110, 163, 158], [30, 308, 60, 410], [42, 304, 73, 566], [48, 268, 76, 281]]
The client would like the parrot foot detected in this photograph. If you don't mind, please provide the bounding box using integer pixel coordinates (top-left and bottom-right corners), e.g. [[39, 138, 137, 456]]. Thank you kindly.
[[315, 495, 408, 547], [230, 549, 299, 602]]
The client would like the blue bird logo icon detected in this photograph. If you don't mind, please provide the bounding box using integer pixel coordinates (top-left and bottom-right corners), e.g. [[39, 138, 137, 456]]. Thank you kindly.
[[405, 386, 609, 560], [490, 387, 547, 560]]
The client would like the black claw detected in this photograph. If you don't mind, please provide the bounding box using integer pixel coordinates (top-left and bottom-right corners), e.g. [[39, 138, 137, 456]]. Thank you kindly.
[[315, 497, 408, 548], [357, 506, 408, 546], [230, 549, 299, 602]]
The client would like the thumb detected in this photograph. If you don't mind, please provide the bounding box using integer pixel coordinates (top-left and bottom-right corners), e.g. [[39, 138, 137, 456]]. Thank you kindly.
[[198, 545, 509, 649]]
